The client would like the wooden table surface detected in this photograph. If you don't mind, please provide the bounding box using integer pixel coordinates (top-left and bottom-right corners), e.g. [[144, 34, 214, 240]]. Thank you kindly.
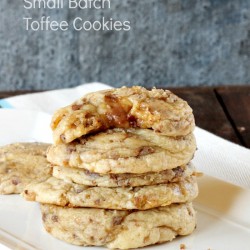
[[0, 86, 249, 148]]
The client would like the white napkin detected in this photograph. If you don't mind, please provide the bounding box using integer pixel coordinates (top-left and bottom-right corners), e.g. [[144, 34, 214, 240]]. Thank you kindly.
[[1, 82, 249, 189], [0, 82, 112, 114], [193, 128, 250, 189]]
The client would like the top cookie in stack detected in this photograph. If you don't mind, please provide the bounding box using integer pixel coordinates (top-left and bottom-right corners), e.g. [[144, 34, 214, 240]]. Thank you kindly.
[[51, 86, 195, 144], [23, 86, 198, 249]]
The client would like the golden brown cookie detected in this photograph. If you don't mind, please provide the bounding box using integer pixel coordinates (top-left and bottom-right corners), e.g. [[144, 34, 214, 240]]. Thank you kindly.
[[0, 143, 51, 194], [41, 202, 196, 249], [22, 176, 198, 210], [52, 163, 195, 187], [47, 128, 196, 174], [51, 86, 195, 144]]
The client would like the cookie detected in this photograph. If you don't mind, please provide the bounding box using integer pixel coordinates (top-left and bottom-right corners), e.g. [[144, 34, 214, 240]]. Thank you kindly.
[[41, 202, 196, 249], [22, 176, 198, 210], [0, 143, 51, 194], [51, 86, 195, 144], [47, 128, 196, 174], [52, 163, 195, 187]]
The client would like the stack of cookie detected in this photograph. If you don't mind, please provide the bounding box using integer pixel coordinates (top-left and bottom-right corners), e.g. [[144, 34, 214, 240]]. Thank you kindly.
[[22, 86, 198, 249]]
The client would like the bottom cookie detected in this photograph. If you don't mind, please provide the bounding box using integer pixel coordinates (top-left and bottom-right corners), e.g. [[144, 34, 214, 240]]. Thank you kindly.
[[41, 203, 196, 249]]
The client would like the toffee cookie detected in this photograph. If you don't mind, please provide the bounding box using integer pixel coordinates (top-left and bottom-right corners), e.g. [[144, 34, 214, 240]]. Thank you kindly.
[[22, 176, 198, 210], [51, 86, 195, 144], [41, 202, 196, 249], [47, 128, 196, 174], [0, 143, 51, 194], [52, 163, 195, 187]]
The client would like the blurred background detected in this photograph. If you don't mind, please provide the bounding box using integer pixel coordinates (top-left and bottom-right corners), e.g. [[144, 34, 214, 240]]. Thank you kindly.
[[0, 0, 250, 90]]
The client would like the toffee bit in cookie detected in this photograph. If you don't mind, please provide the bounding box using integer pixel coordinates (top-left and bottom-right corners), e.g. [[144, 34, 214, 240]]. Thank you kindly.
[[72, 104, 83, 111], [60, 134, 66, 142], [112, 216, 124, 226], [42, 212, 47, 222], [84, 169, 101, 178], [138, 146, 155, 156], [174, 166, 185, 177], [51, 215, 59, 222], [94, 199, 101, 205], [127, 114, 137, 127], [11, 178, 21, 185]]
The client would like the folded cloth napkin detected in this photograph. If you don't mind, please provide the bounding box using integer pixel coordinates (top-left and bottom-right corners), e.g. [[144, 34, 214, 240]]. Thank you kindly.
[[0, 82, 249, 189], [0, 83, 112, 114]]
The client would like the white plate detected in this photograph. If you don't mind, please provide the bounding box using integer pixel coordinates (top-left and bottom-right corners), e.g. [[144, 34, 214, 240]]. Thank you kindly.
[[1, 176, 250, 250], [0, 109, 250, 249], [0, 109, 52, 146]]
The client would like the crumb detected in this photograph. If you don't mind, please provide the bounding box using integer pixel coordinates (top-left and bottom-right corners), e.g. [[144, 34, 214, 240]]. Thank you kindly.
[[238, 126, 246, 132], [194, 171, 203, 177], [180, 243, 186, 249]]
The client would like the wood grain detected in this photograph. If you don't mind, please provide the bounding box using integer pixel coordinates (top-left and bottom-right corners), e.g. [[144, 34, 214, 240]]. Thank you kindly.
[[216, 86, 250, 148]]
